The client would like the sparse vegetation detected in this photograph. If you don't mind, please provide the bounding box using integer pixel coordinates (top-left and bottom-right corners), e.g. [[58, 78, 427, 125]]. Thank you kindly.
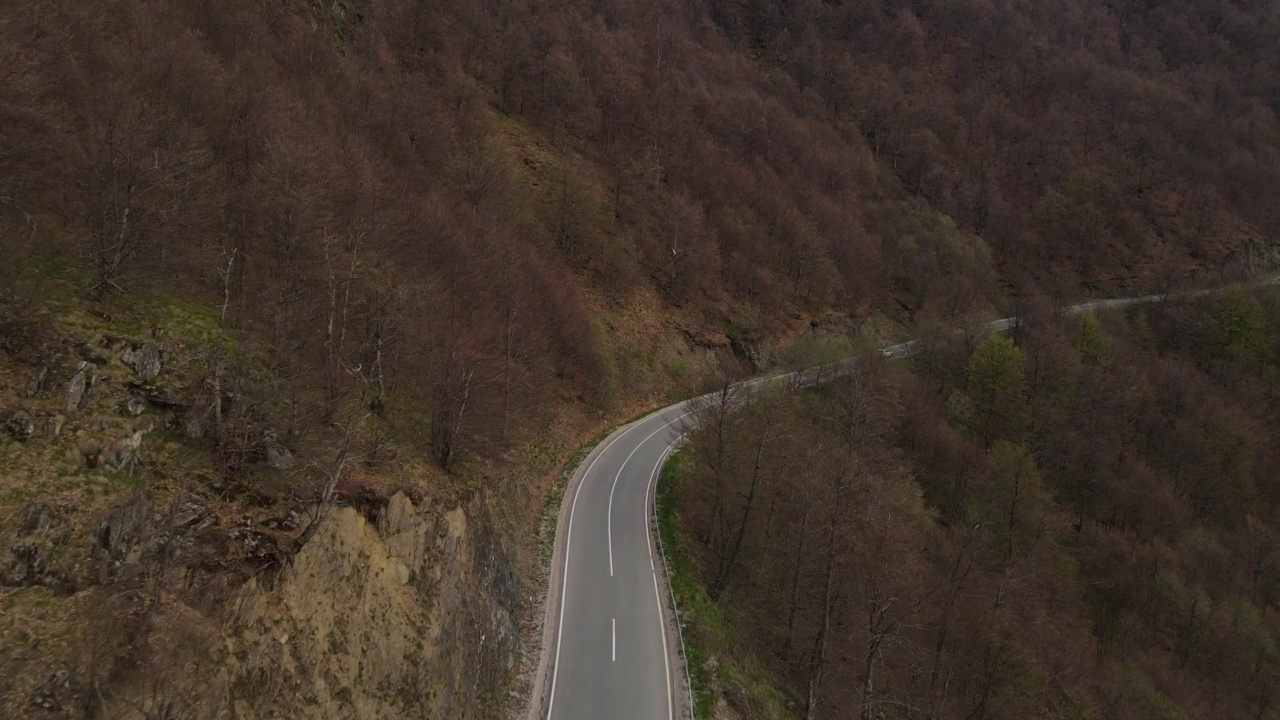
[[658, 448, 799, 719]]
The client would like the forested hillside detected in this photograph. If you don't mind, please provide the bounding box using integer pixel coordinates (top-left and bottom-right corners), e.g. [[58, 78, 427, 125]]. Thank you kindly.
[[667, 289, 1280, 719], [6, 0, 1280, 380], [709, 0, 1280, 286], [2, 0, 1279, 716]]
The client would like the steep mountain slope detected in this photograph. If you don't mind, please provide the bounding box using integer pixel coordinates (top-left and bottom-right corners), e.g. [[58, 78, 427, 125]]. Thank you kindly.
[[0, 273, 528, 718], [2, 0, 1278, 716]]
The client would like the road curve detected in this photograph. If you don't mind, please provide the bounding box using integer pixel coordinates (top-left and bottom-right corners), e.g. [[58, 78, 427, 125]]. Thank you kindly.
[[534, 403, 692, 720], [526, 275, 1279, 720]]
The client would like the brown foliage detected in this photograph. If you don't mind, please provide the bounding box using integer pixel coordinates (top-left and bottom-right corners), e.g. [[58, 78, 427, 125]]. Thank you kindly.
[[675, 294, 1280, 719], [4, 0, 1271, 473]]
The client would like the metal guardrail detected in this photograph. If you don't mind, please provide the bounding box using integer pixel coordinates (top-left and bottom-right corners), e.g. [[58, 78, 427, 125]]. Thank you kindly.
[[651, 441, 696, 720]]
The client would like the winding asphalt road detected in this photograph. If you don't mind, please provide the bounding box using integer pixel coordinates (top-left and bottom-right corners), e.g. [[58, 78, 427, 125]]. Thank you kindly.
[[540, 404, 691, 720], [526, 275, 1278, 720]]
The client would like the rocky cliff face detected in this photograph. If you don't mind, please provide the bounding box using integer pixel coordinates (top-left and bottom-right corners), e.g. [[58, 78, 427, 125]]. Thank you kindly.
[[222, 491, 520, 719], [0, 297, 524, 718], [3, 488, 521, 719]]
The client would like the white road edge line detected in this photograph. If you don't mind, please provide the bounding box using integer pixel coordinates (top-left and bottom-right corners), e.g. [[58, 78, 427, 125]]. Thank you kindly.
[[546, 416, 656, 719], [650, 440, 697, 720], [607, 416, 689, 578], [650, 564, 674, 720], [645, 438, 680, 720]]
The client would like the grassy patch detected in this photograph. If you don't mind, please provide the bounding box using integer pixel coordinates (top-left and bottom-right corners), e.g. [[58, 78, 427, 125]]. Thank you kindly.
[[591, 317, 622, 408], [655, 449, 714, 716], [855, 309, 909, 348], [656, 449, 799, 720], [310, 0, 347, 54], [534, 406, 657, 565], [777, 331, 854, 372], [536, 423, 611, 567], [128, 289, 221, 345]]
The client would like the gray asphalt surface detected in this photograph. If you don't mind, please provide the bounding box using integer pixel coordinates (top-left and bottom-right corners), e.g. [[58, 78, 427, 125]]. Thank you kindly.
[[545, 405, 689, 720]]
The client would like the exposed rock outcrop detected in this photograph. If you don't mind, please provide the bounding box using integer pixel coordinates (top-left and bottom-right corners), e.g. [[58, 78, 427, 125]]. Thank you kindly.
[[23, 366, 47, 398], [120, 343, 163, 381], [42, 413, 64, 440], [4, 409, 34, 442], [3, 504, 73, 591], [262, 430, 296, 470], [65, 362, 88, 413], [218, 491, 520, 720]]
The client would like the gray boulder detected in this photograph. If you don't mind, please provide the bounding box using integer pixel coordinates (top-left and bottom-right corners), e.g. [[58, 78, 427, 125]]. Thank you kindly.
[[126, 381, 184, 411], [104, 430, 145, 473], [93, 498, 152, 583], [121, 396, 146, 417], [23, 366, 48, 398], [66, 361, 89, 413], [41, 414, 64, 440], [30, 669, 77, 713], [4, 504, 72, 590], [17, 503, 63, 536], [170, 501, 209, 529], [264, 436, 296, 470], [5, 410, 34, 442], [121, 342, 162, 381]]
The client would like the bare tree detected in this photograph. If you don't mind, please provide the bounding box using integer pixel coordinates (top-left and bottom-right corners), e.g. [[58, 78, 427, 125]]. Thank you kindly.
[[926, 526, 981, 719], [426, 305, 502, 472], [293, 418, 366, 553], [709, 396, 778, 599], [69, 95, 211, 293], [322, 226, 364, 422], [804, 449, 862, 719], [210, 248, 237, 443], [359, 271, 402, 416]]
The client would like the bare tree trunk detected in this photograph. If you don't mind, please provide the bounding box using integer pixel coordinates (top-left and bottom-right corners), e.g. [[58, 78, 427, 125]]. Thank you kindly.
[[860, 593, 891, 720], [711, 404, 774, 599], [432, 349, 479, 472], [294, 422, 360, 553], [323, 230, 360, 422], [929, 529, 977, 717], [689, 379, 737, 576], [371, 327, 387, 414], [806, 506, 840, 720], [362, 286, 395, 416], [445, 365, 476, 470], [861, 638, 880, 720], [859, 585, 931, 720], [500, 303, 520, 441], [211, 249, 236, 442], [785, 506, 811, 658]]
